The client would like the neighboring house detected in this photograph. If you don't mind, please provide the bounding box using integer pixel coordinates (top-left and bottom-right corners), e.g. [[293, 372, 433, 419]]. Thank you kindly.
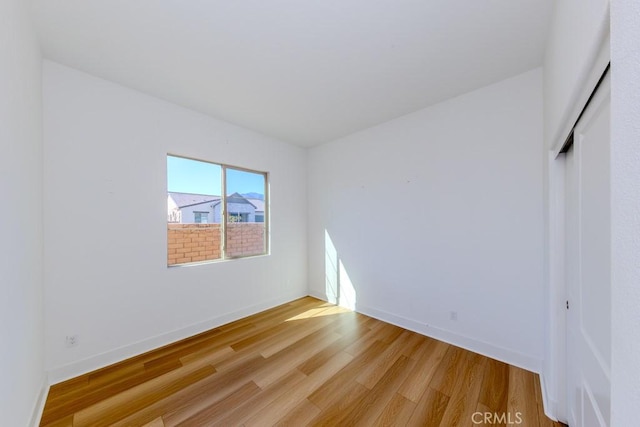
[[167, 192, 264, 223], [167, 192, 220, 223], [246, 198, 265, 223]]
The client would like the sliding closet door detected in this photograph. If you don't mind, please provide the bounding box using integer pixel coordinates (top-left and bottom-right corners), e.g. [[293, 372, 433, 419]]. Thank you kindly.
[[564, 73, 611, 427]]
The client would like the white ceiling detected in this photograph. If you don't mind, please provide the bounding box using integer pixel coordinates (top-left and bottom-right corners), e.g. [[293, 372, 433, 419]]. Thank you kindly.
[[31, 0, 554, 147]]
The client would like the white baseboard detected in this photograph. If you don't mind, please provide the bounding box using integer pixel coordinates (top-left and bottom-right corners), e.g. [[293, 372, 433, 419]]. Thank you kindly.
[[46, 290, 543, 402], [308, 291, 542, 374], [307, 290, 331, 302], [47, 290, 306, 384], [539, 373, 560, 422], [29, 376, 49, 427], [356, 304, 542, 373]]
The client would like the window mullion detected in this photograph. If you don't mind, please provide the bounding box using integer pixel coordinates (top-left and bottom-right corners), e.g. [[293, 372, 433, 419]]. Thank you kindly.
[[221, 165, 227, 259]]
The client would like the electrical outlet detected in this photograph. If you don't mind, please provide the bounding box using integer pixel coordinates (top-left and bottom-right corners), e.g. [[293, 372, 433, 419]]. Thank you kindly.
[[65, 335, 79, 348], [450, 311, 458, 321]]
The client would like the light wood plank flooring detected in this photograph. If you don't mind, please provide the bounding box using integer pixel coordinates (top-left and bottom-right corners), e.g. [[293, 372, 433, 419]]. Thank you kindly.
[[41, 297, 563, 426]]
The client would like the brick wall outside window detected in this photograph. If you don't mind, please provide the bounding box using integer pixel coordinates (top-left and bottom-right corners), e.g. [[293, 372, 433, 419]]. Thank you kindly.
[[167, 223, 265, 265]]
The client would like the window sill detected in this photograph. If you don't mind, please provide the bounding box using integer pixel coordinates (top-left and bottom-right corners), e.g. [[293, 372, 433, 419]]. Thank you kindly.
[[167, 253, 270, 268]]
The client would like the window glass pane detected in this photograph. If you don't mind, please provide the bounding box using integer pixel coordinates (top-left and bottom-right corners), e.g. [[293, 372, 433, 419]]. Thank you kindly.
[[225, 168, 266, 257], [167, 156, 222, 265], [194, 212, 209, 224]]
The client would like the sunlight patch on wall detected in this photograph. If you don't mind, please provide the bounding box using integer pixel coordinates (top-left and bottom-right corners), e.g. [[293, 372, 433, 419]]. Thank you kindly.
[[325, 230, 357, 310], [325, 230, 339, 305], [338, 260, 356, 310]]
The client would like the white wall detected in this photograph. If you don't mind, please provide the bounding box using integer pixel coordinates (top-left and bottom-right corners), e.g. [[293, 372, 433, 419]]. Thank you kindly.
[[0, 0, 46, 425], [544, 0, 610, 148], [43, 61, 308, 381], [610, 0, 640, 422], [308, 69, 545, 371]]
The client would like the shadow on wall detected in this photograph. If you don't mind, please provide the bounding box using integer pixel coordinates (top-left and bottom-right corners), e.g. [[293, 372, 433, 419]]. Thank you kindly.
[[325, 230, 357, 310]]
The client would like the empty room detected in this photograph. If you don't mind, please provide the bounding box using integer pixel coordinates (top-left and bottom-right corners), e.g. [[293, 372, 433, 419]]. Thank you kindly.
[[1, 0, 638, 426]]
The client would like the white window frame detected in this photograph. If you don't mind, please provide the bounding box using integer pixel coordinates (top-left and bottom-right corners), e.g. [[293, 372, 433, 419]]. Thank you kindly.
[[167, 154, 269, 265]]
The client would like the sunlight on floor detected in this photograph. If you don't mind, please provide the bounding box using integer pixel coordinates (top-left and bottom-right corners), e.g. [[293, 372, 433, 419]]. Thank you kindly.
[[285, 305, 352, 321]]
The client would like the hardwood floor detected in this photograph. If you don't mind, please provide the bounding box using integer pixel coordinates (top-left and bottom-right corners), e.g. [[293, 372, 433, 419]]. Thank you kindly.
[[41, 297, 563, 426]]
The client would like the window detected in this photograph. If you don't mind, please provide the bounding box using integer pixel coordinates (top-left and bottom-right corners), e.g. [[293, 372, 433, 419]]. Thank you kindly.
[[167, 155, 268, 266], [194, 212, 209, 223]]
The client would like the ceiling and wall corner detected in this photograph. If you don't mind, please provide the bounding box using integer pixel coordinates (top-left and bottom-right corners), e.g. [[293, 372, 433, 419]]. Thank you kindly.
[[31, 0, 554, 147]]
